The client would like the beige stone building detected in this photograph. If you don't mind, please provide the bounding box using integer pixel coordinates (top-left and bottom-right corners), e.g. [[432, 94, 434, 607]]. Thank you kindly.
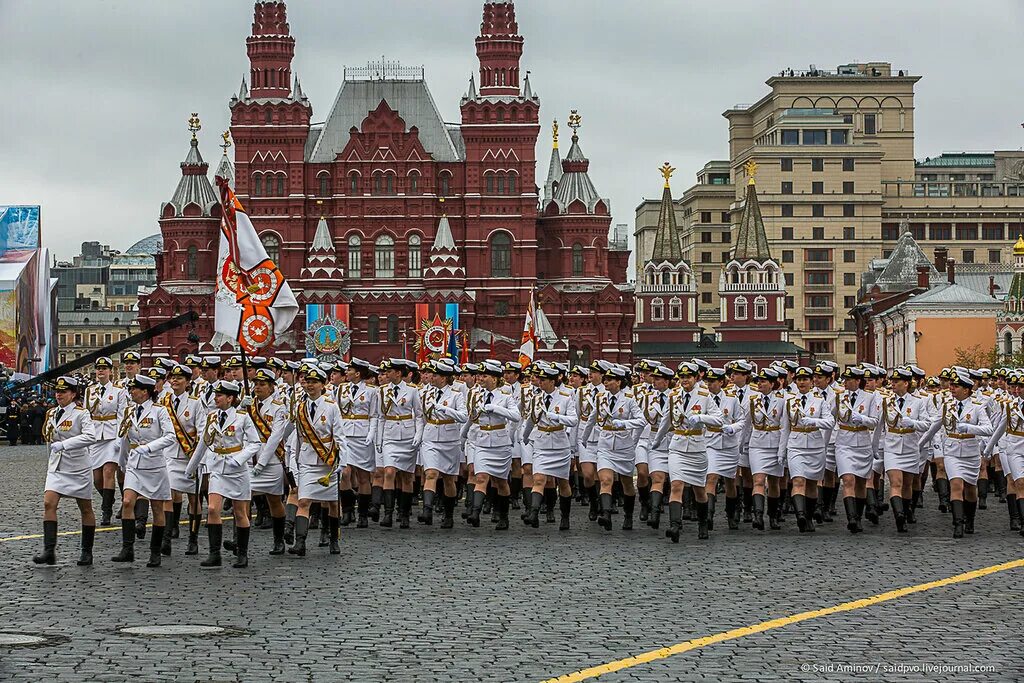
[[636, 62, 1024, 365]]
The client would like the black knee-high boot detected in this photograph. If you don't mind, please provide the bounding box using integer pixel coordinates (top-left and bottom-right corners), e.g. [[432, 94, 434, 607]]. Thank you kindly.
[[201, 523, 223, 566], [233, 526, 250, 567], [752, 494, 765, 531], [318, 506, 330, 546], [112, 518, 135, 562], [270, 516, 286, 555], [978, 479, 989, 510], [356, 493, 371, 528], [1017, 497, 1024, 537], [369, 486, 383, 521], [284, 503, 298, 543], [864, 489, 880, 524], [638, 484, 651, 522], [381, 490, 394, 527], [559, 494, 572, 531], [419, 488, 435, 525], [288, 516, 308, 556], [706, 494, 717, 532], [793, 494, 808, 532], [724, 495, 739, 530], [328, 516, 340, 553], [169, 501, 182, 538], [682, 487, 694, 521], [32, 520, 58, 565], [78, 524, 95, 566], [340, 490, 355, 526], [742, 487, 754, 522], [1007, 493, 1021, 531], [936, 478, 950, 513], [398, 491, 413, 529], [951, 499, 965, 538], [666, 501, 682, 543], [843, 496, 861, 534], [544, 487, 557, 524], [767, 496, 781, 530], [622, 494, 635, 530], [440, 495, 456, 529], [160, 511, 174, 555], [805, 497, 817, 532], [598, 493, 613, 531], [100, 488, 116, 526], [526, 491, 543, 528], [495, 495, 510, 530], [695, 500, 709, 540], [648, 489, 664, 529], [147, 525, 164, 568], [964, 500, 977, 534], [587, 484, 600, 521], [890, 496, 907, 532], [467, 489, 485, 527], [134, 499, 149, 539]]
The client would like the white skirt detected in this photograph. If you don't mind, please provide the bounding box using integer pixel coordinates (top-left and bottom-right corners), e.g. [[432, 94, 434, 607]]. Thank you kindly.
[[45, 466, 92, 500], [749, 447, 783, 477], [787, 447, 826, 481], [420, 441, 461, 476], [166, 457, 193, 493], [520, 440, 534, 466], [464, 442, 477, 469], [883, 448, 920, 475], [344, 437, 376, 473], [597, 446, 634, 477], [125, 466, 171, 501], [647, 446, 670, 475], [635, 439, 650, 467], [1006, 451, 1024, 481], [296, 463, 338, 502], [89, 439, 120, 469], [707, 446, 739, 478], [475, 443, 512, 479], [944, 453, 981, 486], [533, 447, 570, 479], [251, 460, 285, 496], [668, 448, 707, 487], [381, 441, 417, 473], [825, 443, 837, 473], [210, 468, 251, 501], [836, 444, 873, 480], [578, 442, 598, 465], [738, 446, 750, 469]]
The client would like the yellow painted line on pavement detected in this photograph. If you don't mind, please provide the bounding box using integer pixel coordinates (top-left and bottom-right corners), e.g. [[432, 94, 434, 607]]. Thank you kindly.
[[0, 516, 234, 543], [543, 557, 1024, 683]]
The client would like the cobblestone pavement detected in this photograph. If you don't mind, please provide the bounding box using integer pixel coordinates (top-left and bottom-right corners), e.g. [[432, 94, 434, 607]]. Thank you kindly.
[[0, 445, 1020, 682]]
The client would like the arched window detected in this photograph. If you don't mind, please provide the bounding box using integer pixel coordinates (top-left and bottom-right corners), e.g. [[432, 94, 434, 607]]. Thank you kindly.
[[1005, 331, 1014, 356], [754, 295, 768, 320], [490, 232, 512, 277], [186, 245, 198, 279], [386, 173, 395, 195], [651, 297, 664, 321], [508, 173, 516, 194], [367, 315, 380, 344], [347, 235, 361, 278], [349, 172, 360, 195], [408, 234, 422, 278], [735, 296, 748, 320], [572, 243, 584, 276], [497, 173, 506, 195], [497, 109, 505, 123], [277, 173, 286, 197], [439, 172, 451, 196], [318, 173, 330, 197], [387, 314, 399, 343], [252, 174, 262, 197], [485, 172, 495, 195], [408, 171, 420, 194], [373, 172, 384, 195], [260, 233, 280, 264], [265, 110, 272, 124], [375, 234, 395, 278], [669, 297, 683, 321]]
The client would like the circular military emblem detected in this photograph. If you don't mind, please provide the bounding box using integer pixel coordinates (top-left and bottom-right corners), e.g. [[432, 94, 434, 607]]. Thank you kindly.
[[305, 315, 352, 361], [219, 256, 244, 299], [425, 325, 447, 354], [245, 265, 283, 305], [241, 312, 273, 350]]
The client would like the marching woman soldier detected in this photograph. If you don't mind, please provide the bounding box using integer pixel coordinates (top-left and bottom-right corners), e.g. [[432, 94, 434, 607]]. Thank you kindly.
[[778, 367, 834, 533], [85, 357, 125, 526], [286, 367, 345, 554], [376, 359, 424, 529], [833, 366, 878, 533], [522, 363, 579, 528], [249, 368, 292, 554], [419, 358, 468, 528], [132, 365, 169, 538], [739, 367, 787, 531], [159, 364, 204, 556], [642, 364, 674, 529], [704, 368, 743, 531], [577, 361, 608, 520], [184, 380, 260, 568], [651, 362, 723, 541], [921, 369, 993, 538], [987, 373, 1024, 534], [464, 360, 521, 529], [116, 351, 142, 388], [580, 365, 647, 531], [727, 361, 756, 522], [198, 356, 223, 411], [33, 377, 98, 566], [502, 363, 527, 510], [339, 359, 380, 528], [113, 374, 177, 567], [876, 367, 929, 533], [812, 362, 842, 522]]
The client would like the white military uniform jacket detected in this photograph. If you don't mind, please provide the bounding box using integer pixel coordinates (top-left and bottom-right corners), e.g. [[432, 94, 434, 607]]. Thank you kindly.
[[422, 384, 469, 443], [581, 389, 648, 453], [376, 381, 424, 449], [464, 385, 521, 448], [84, 381, 124, 441], [294, 394, 345, 467], [523, 388, 579, 451], [46, 404, 97, 473], [740, 390, 787, 452], [651, 387, 724, 452], [186, 408, 262, 475], [872, 392, 930, 455], [779, 390, 835, 458], [337, 380, 380, 444], [253, 393, 292, 469], [706, 390, 743, 451], [118, 400, 177, 470], [159, 390, 205, 460]]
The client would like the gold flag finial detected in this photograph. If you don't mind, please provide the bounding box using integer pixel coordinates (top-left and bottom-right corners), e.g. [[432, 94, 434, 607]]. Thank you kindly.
[[220, 130, 232, 154], [552, 119, 559, 149], [188, 113, 201, 141], [660, 162, 675, 188], [567, 109, 581, 136], [744, 158, 757, 185]]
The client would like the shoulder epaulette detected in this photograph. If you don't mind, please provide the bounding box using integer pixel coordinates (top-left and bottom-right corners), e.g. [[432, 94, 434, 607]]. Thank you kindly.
[[558, 390, 572, 397], [697, 390, 709, 397]]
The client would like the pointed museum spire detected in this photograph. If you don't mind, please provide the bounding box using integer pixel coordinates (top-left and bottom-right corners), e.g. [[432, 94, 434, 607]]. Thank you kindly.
[[476, 0, 524, 97], [248, 0, 295, 99], [215, 130, 235, 188], [650, 162, 683, 264], [543, 119, 562, 202], [163, 114, 218, 217], [732, 160, 772, 262], [426, 201, 466, 283], [301, 213, 341, 279]]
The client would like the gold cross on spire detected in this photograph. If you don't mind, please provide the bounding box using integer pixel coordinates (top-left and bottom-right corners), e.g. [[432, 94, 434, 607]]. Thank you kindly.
[[567, 109, 581, 136], [660, 162, 676, 188], [220, 130, 232, 154], [744, 158, 758, 186], [188, 113, 201, 141], [552, 119, 559, 150]]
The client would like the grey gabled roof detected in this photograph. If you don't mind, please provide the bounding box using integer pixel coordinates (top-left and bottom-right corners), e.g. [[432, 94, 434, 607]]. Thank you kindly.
[[907, 283, 1000, 306], [308, 79, 460, 163], [875, 223, 938, 291], [649, 184, 683, 264], [163, 138, 218, 218], [732, 181, 772, 262], [549, 135, 606, 214], [543, 142, 562, 202]]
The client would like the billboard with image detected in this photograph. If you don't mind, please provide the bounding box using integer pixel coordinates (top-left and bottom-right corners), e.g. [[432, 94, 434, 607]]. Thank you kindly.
[[0, 206, 40, 253]]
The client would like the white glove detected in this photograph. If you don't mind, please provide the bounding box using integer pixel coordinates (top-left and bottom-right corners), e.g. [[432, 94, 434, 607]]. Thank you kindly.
[[721, 424, 737, 436], [479, 404, 495, 414], [185, 462, 198, 480], [849, 412, 867, 426], [363, 434, 375, 447], [684, 415, 702, 428], [134, 444, 150, 457], [608, 419, 625, 429], [412, 437, 422, 449], [545, 411, 563, 424], [252, 463, 265, 477], [956, 422, 972, 434], [434, 405, 450, 418], [239, 396, 254, 409], [49, 442, 64, 455]]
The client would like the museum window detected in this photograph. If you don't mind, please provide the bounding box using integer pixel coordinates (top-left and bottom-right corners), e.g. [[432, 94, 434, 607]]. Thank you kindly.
[[277, 174, 286, 197], [812, 204, 824, 217], [651, 298, 664, 321], [252, 174, 262, 197], [375, 235, 395, 278], [348, 235, 362, 277], [490, 232, 512, 277], [669, 297, 683, 321], [186, 245, 198, 279], [812, 158, 824, 172], [367, 315, 380, 344], [318, 173, 330, 197], [386, 173, 395, 195], [387, 314, 399, 343], [572, 243, 584, 276], [754, 296, 768, 320], [734, 296, 748, 320], [507, 173, 517, 194], [812, 181, 823, 194], [373, 172, 384, 195], [701, 292, 712, 305], [781, 158, 793, 171], [781, 181, 793, 195], [408, 234, 422, 277], [260, 233, 280, 265], [349, 172, 360, 195], [439, 172, 451, 196], [408, 171, 420, 194], [495, 300, 509, 317], [74, 334, 82, 345], [864, 114, 876, 135], [782, 227, 794, 240], [844, 226, 856, 240]]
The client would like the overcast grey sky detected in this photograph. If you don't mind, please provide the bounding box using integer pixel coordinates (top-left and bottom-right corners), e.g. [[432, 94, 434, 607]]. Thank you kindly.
[[3, 0, 1024, 261]]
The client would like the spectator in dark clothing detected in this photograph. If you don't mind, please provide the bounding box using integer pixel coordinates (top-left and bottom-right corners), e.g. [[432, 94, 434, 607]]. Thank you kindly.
[[19, 404, 34, 445], [5, 401, 19, 445], [29, 401, 45, 445]]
